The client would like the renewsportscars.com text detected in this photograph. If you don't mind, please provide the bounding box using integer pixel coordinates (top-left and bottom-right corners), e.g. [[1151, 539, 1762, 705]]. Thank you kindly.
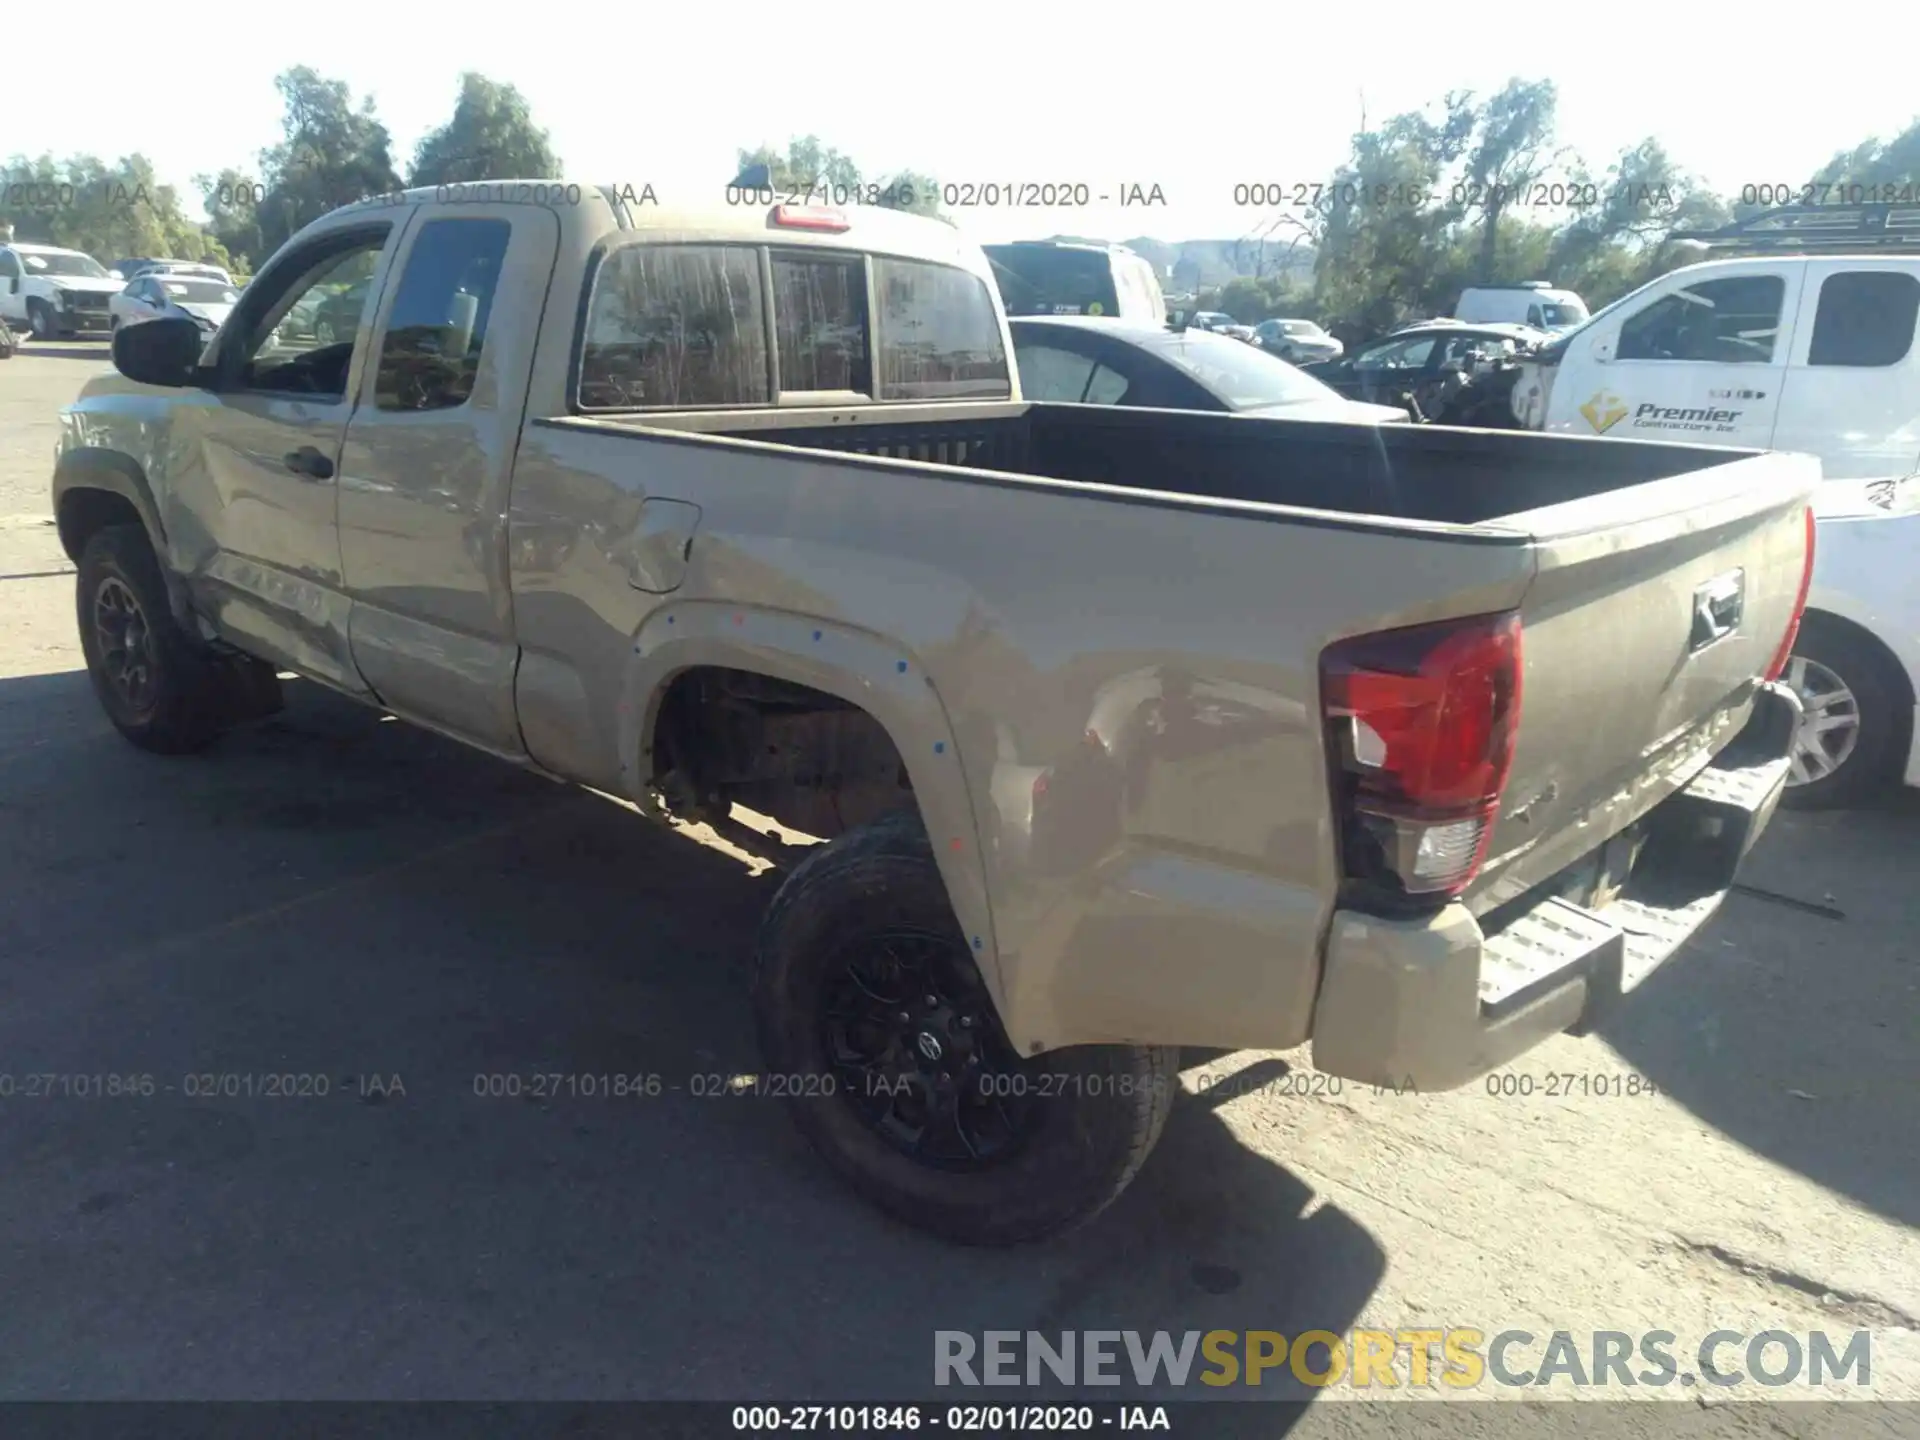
[[934, 1328, 1873, 1390]]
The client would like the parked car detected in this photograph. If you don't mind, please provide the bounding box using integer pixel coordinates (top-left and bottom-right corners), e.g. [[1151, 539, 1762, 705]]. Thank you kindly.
[[273, 277, 371, 346], [1511, 255, 1920, 481], [111, 258, 235, 285], [1777, 475, 1920, 808], [0, 242, 120, 338], [1302, 322, 1545, 424], [1010, 315, 1406, 423], [110, 273, 241, 335], [61, 181, 1813, 1247], [982, 239, 1165, 324], [1188, 310, 1255, 342], [1252, 318, 1343, 364], [1457, 282, 1590, 332]]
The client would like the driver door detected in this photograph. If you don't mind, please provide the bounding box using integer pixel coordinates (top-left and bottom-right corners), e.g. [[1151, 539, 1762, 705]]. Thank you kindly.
[[184, 218, 410, 692]]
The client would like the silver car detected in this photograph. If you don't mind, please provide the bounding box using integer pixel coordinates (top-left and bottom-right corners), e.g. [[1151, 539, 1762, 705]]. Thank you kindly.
[[1253, 317, 1343, 363]]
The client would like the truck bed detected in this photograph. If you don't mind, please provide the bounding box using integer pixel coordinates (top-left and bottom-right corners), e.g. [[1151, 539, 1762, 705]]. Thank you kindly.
[[623, 399, 1754, 528], [535, 399, 1812, 932]]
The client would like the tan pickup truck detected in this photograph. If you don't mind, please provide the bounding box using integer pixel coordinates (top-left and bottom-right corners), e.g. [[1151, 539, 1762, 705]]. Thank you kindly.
[[56, 184, 1815, 1245]]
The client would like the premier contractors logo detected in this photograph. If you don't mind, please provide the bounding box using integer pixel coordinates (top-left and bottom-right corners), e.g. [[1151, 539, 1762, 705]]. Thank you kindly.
[[1580, 390, 1629, 433], [934, 1328, 1874, 1392], [1580, 390, 1750, 436]]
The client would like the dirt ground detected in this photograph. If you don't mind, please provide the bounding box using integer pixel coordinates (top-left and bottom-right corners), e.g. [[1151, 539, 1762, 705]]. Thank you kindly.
[[0, 346, 1914, 1434]]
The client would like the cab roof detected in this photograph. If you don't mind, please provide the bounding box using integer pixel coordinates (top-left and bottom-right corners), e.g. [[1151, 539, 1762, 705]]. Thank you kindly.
[[331, 181, 981, 268]]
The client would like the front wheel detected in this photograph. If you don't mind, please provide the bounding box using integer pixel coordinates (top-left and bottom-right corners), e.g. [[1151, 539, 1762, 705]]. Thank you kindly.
[[1780, 617, 1910, 810], [77, 525, 230, 753], [27, 299, 57, 340], [753, 810, 1177, 1244]]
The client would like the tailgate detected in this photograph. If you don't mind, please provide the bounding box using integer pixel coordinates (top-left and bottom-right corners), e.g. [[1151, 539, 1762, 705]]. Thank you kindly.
[[1467, 449, 1818, 914]]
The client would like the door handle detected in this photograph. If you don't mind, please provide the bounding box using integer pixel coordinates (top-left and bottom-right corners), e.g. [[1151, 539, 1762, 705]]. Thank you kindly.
[[284, 446, 335, 481]]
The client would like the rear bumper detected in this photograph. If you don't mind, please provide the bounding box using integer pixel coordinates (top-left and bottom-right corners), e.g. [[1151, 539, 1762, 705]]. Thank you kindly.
[[1308, 682, 1800, 1091]]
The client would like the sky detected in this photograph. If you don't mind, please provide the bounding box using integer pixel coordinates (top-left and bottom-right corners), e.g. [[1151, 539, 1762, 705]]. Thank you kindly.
[[9, 2, 1917, 248]]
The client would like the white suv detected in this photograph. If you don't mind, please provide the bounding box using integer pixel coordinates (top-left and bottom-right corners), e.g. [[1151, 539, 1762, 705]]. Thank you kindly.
[[0, 242, 122, 339]]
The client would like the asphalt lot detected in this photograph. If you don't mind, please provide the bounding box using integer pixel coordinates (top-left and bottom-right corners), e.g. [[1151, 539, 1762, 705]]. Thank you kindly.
[[0, 345, 1915, 1430]]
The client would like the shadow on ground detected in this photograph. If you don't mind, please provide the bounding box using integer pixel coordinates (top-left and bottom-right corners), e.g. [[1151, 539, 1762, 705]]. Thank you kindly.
[[1598, 791, 1920, 1229], [0, 675, 1383, 1408]]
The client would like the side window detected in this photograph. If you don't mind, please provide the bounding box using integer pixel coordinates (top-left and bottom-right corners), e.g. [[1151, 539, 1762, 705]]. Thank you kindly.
[[873, 258, 1011, 400], [1617, 275, 1786, 364], [1443, 336, 1513, 367], [1808, 271, 1920, 368], [374, 218, 511, 413], [1357, 337, 1434, 369], [1013, 341, 1097, 401], [580, 244, 768, 409], [233, 230, 390, 399], [1083, 364, 1131, 405], [770, 250, 870, 395]]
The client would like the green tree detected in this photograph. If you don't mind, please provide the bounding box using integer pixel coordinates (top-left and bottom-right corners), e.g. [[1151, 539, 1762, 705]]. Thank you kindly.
[[1807, 117, 1920, 193], [1459, 78, 1561, 283], [873, 168, 942, 217], [194, 167, 265, 272], [1, 152, 231, 268], [408, 73, 559, 186], [1311, 95, 1477, 336], [736, 136, 863, 194], [253, 67, 402, 256]]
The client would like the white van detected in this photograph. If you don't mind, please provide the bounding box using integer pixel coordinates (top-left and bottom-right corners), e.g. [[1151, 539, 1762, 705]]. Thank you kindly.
[[983, 240, 1167, 325], [1511, 255, 1920, 480], [1456, 282, 1589, 332]]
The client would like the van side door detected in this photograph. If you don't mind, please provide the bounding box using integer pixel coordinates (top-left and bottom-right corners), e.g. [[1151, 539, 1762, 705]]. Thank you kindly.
[[1549, 262, 1802, 450], [1773, 261, 1920, 479], [336, 205, 562, 757]]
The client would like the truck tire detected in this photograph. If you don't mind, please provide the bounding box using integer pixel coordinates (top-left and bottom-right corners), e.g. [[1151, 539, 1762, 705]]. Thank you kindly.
[[28, 299, 57, 340], [753, 808, 1178, 1245], [76, 524, 229, 754], [1781, 616, 1910, 810]]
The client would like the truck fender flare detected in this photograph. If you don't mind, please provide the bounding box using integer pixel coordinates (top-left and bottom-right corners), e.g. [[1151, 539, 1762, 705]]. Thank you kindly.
[[52, 447, 195, 629], [615, 602, 1007, 1018]]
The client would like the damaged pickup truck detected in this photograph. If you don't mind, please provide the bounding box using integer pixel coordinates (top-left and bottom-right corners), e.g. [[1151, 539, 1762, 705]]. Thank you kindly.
[[56, 186, 1815, 1244]]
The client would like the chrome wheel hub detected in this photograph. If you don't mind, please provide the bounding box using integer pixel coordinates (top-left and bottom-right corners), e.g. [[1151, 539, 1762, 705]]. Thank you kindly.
[[1784, 655, 1861, 785]]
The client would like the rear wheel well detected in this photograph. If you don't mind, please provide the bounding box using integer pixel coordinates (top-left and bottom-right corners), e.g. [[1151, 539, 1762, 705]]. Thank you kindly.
[[645, 666, 918, 842], [57, 486, 146, 566]]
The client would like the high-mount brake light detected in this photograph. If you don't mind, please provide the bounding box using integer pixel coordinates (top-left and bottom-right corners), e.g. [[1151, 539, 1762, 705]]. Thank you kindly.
[[1764, 505, 1817, 683], [1320, 611, 1523, 902], [770, 205, 850, 233]]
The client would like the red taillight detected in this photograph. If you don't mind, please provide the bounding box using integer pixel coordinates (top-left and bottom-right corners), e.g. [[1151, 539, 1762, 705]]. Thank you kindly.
[[1320, 611, 1523, 900], [770, 204, 850, 233], [1764, 505, 1817, 683]]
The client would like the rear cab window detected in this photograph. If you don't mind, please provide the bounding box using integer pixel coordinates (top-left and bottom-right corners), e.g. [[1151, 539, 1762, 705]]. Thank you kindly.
[[578, 241, 1010, 411]]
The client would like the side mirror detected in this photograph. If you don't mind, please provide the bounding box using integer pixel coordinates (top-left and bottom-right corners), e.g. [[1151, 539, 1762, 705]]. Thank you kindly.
[[6, 277, 16, 294], [111, 316, 205, 388]]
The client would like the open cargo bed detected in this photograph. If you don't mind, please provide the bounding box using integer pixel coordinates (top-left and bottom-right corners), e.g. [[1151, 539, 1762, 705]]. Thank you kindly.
[[622, 400, 1766, 527]]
